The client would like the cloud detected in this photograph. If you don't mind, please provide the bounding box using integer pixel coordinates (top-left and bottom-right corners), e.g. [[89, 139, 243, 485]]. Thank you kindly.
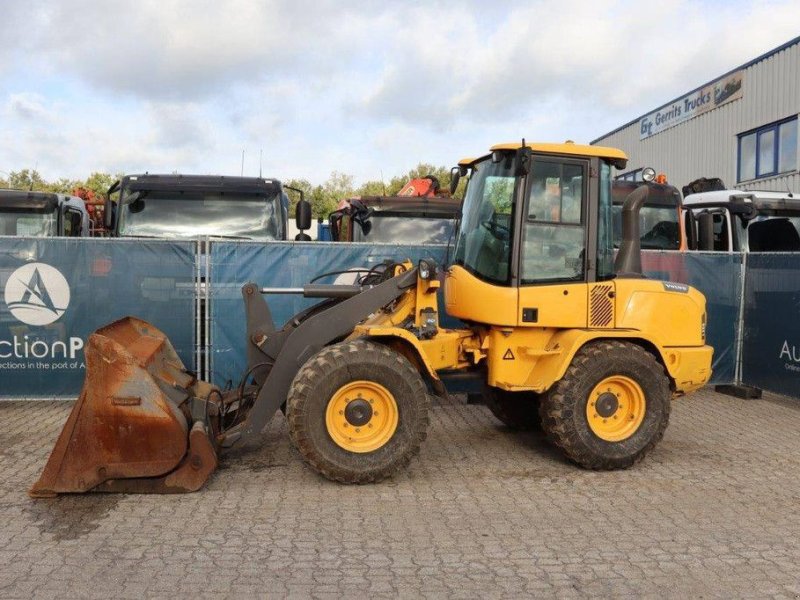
[[5, 93, 54, 122], [15, 0, 384, 101], [356, 0, 800, 132], [0, 0, 798, 184]]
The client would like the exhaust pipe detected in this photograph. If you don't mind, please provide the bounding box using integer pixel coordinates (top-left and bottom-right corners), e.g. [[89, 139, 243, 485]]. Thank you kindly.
[[614, 185, 649, 278]]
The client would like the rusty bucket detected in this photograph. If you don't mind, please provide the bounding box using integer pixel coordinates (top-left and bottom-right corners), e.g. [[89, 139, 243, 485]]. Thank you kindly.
[[30, 317, 218, 497]]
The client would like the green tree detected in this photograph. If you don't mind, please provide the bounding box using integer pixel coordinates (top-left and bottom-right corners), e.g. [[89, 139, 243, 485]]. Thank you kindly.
[[82, 172, 118, 196], [7, 169, 47, 191], [355, 179, 387, 196], [385, 162, 466, 198]]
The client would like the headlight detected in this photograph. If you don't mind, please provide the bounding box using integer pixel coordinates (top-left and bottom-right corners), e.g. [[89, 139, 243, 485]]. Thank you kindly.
[[418, 259, 435, 280]]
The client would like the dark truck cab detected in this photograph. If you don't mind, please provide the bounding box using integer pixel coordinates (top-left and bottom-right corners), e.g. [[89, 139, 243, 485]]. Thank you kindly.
[[612, 180, 683, 250], [105, 174, 289, 240], [0, 189, 89, 237], [328, 196, 460, 244]]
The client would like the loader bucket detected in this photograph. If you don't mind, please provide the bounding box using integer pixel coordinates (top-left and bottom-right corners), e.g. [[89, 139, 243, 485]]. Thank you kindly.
[[30, 317, 218, 498]]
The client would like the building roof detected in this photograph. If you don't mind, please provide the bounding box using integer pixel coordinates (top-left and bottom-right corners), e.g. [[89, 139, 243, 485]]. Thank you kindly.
[[591, 35, 800, 143]]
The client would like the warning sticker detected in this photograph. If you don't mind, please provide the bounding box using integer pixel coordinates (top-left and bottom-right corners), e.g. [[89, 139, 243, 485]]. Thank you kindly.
[[503, 349, 515, 360]]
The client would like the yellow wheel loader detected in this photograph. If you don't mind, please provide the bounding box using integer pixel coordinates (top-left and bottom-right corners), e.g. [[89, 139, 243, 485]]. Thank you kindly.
[[30, 141, 713, 497]]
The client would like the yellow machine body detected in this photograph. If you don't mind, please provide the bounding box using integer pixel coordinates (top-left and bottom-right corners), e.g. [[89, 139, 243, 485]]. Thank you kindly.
[[350, 263, 711, 399]]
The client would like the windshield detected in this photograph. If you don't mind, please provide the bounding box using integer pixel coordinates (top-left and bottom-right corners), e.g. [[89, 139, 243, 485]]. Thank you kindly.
[[118, 190, 283, 240], [612, 205, 680, 249], [453, 157, 516, 284], [744, 214, 800, 251], [0, 211, 58, 237], [353, 215, 455, 244]]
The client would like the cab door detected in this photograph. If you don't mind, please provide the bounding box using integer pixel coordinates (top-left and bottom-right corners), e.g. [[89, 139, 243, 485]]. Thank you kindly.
[[516, 156, 589, 328]]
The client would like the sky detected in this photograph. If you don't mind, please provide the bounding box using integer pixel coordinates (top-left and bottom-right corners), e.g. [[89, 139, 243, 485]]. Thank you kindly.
[[0, 0, 799, 186]]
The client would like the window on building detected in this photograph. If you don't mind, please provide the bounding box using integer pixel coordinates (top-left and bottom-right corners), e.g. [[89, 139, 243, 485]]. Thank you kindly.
[[615, 168, 643, 182], [738, 117, 798, 182]]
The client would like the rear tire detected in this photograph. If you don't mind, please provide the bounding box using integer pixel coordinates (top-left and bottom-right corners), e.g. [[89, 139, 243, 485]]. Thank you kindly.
[[539, 340, 670, 470], [484, 387, 542, 431], [286, 339, 430, 483]]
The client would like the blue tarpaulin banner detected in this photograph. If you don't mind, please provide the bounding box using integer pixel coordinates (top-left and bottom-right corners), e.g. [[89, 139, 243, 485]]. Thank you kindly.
[[741, 253, 800, 397], [208, 241, 448, 387], [0, 237, 195, 397], [640, 251, 743, 385], [2, 236, 796, 400]]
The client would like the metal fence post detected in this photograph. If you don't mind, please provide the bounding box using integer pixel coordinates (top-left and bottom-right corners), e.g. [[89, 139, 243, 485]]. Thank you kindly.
[[733, 252, 747, 385]]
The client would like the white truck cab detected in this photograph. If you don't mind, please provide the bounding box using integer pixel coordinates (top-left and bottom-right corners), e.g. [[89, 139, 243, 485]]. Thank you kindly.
[[682, 186, 800, 252]]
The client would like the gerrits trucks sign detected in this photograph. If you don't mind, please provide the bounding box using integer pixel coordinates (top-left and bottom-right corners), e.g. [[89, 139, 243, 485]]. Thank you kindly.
[[639, 70, 744, 140]]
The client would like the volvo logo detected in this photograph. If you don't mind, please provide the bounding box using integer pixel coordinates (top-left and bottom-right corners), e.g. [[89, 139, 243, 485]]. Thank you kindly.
[[4, 263, 70, 326]]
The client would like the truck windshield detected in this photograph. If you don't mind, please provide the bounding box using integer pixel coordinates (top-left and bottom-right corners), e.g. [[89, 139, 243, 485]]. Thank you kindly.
[[453, 157, 516, 284], [0, 211, 58, 237], [612, 205, 680, 249], [118, 190, 282, 240], [353, 215, 455, 244]]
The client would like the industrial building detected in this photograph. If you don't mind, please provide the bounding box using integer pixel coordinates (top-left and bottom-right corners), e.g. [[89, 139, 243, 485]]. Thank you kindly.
[[593, 36, 799, 193]]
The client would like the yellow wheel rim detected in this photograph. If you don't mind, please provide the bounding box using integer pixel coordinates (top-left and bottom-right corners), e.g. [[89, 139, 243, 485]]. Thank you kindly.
[[586, 375, 646, 442], [325, 380, 399, 453]]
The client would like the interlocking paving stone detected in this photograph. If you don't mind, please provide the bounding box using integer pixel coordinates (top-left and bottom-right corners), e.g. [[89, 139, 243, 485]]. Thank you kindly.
[[1, 388, 800, 598]]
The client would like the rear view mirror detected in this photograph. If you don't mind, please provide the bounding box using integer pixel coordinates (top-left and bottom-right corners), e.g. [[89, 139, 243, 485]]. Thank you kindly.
[[129, 198, 145, 214], [449, 167, 460, 195]]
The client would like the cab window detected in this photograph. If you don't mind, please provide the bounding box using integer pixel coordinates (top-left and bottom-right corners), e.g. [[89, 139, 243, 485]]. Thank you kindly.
[[63, 208, 83, 237], [521, 159, 586, 284]]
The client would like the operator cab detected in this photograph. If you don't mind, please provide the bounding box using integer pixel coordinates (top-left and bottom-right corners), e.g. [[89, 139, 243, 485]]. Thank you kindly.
[[452, 142, 627, 288]]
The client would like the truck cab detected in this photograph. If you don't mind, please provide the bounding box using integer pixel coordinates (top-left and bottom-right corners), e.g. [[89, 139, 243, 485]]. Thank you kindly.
[[612, 179, 683, 250], [682, 185, 800, 252], [0, 190, 89, 237], [105, 174, 289, 240], [328, 195, 460, 244]]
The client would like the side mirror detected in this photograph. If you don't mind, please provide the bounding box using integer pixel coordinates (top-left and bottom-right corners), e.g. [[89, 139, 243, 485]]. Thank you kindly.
[[105, 180, 120, 229], [295, 199, 312, 231], [514, 146, 533, 176], [697, 212, 715, 250], [449, 167, 461, 195]]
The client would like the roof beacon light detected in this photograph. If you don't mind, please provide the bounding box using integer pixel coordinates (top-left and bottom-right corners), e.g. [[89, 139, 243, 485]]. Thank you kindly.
[[655, 173, 668, 185]]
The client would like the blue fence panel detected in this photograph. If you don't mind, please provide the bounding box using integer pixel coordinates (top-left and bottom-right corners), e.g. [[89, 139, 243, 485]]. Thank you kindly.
[[741, 253, 800, 398], [209, 241, 448, 387], [0, 237, 196, 397], [641, 251, 743, 384]]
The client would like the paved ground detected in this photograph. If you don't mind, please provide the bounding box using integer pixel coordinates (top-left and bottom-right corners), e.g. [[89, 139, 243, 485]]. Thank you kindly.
[[1, 388, 800, 598]]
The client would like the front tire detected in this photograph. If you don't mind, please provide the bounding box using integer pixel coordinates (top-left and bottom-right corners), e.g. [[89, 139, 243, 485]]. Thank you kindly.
[[286, 340, 430, 483], [539, 340, 671, 470]]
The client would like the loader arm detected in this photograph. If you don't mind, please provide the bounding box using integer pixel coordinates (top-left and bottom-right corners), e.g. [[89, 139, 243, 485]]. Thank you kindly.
[[224, 266, 420, 447]]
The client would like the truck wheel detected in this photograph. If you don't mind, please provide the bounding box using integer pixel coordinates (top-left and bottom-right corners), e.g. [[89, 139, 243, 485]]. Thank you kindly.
[[286, 339, 430, 483], [539, 340, 670, 470], [484, 387, 541, 431]]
